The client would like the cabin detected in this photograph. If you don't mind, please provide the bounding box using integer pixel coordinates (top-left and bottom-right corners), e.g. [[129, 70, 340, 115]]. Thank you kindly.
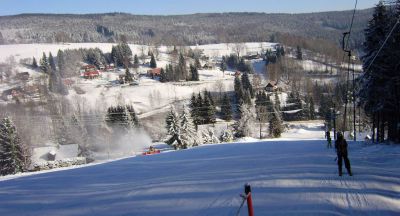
[[80, 65, 100, 79], [1, 87, 23, 101], [265, 81, 278, 92], [16, 72, 30, 81], [63, 79, 75, 87], [147, 68, 162, 78], [105, 64, 115, 71], [244, 51, 260, 60], [31, 144, 86, 170]]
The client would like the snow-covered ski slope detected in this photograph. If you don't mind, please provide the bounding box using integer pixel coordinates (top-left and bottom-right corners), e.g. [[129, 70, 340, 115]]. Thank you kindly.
[[1, 140, 399, 215]]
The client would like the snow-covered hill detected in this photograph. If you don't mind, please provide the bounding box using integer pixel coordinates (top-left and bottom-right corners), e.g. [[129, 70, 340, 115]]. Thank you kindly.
[[1, 137, 399, 215]]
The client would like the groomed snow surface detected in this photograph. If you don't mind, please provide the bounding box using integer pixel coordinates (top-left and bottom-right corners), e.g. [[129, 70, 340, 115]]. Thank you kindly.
[[1, 139, 399, 215]]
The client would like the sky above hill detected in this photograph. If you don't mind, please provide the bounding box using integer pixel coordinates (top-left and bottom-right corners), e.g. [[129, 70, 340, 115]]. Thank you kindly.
[[0, 0, 379, 16]]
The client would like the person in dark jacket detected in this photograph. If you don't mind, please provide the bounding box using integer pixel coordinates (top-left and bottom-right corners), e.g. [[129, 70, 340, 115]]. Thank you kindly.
[[335, 132, 352, 176], [325, 130, 332, 148]]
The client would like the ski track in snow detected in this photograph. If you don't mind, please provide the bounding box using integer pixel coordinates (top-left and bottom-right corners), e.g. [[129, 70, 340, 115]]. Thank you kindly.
[[0, 140, 399, 215]]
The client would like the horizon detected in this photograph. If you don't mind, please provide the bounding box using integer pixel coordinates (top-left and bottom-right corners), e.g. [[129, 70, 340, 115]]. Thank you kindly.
[[0, 0, 379, 16]]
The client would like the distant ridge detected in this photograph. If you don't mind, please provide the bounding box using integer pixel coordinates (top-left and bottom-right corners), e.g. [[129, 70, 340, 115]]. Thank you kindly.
[[0, 9, 373, 48]]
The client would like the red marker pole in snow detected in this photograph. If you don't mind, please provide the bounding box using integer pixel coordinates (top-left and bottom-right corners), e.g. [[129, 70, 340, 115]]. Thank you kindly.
[[245, 184, 254, 216]]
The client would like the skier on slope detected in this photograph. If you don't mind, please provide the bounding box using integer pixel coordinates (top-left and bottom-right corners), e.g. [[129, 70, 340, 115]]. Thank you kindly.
[[335, 132, 352, 176]]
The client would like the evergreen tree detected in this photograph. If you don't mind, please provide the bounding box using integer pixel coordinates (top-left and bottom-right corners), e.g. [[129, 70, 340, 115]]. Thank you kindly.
[[150, 53, 157, 68], [133, 54, 139, 68], [195, 93, 204, 125], [235, 104, 255, 137], [234, 76, 244, 102], [221, 129, 234, 143], [309, 96, 316, 120], [190, 64, 199, 81], [32, 57, 38, 68], [180, 108, 197, 148], [165, 107, 182, 149], [160, 68, 167, 82], [194, 56, 202, 69], [57, 50, 65, 78], [220, 60, 227, 73], [202, 94, 216, 124], [0, 117, 30, 176], [105, 105, 138, 129], [190, 93, 200, 126], [241, 72, 254, 98], [125, 67, 133, 83], [40, 52, 50, 74], [111, 42, 132, 67], [48, 52, 56, 72], [202, 128, 219, 144], [269, 108, 283, 138], [255, 91, 269, 123], [221, 93, 232, 121], [178, 53, 187, 80], [296, 45, 303, 60]]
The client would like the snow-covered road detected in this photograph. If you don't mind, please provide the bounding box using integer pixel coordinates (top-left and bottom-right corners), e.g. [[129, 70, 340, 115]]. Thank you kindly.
[[0, 140, 399, 215]]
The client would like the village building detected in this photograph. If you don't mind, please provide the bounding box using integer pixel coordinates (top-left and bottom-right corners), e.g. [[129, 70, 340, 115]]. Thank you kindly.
[[147, 68, 161, 78], [31, 144, 86, 170], [265, 81, 278, 92], [16, 72, 30, 81], [80, 65, 100, 79]]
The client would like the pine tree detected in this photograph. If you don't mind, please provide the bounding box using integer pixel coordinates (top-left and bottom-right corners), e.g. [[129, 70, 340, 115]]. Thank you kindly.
[[133, 54, 139, 68], [203, 95, 216, 124], [125, 67, 133, 83], [269, 108, 283, 138], [194, 56, 202, 69], [220, 60, 227, 73], [32, 57, 38, 68], [190, 93, 200, 126], [190, 64, 199, 81], [57, 50, 65, 78], [178, 53, 187, 80], [241, 72, 254, 98], [48, 52, 56, 72], [235, 104, 255, 137], [165, 107, 182, 149], [0, 117, 30, 176], [106, 105, 138, 129], [309, 96, 316, 120], [296, 46, 303, 60], [221, 128, 234, 143], [160, 68, 167, 82], [150, 53, 157, 68], [180, 108, 197, 148], [40, 52, 50, 74], [194, 93, 204, 125], [221, 93, 232, 121], [234, 76, 244, 102]]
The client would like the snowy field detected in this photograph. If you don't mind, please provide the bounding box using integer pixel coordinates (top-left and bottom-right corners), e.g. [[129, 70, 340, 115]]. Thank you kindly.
[[0, 137, 399, 215]]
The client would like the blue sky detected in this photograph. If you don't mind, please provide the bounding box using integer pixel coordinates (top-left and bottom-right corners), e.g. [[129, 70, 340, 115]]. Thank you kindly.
[[0, 0, 379, 16]]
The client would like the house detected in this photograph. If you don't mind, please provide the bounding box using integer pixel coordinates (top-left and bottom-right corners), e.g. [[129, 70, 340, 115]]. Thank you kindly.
[[63, 79, 75, 87], [31, 144, 84, 170], [23, 85, 40, 97], [1, 87, 23, 101], [16, 72, 30, 81], [147, 68, 162, 78], [80, 65, 100, 79], [265, 81, 278, 92], [244, 51, 260, 60], [105, 64, 115, 71], [31, 144, 86, 170]]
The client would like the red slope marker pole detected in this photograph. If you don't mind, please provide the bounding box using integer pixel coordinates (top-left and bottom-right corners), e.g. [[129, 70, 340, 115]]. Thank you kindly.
[[245, 183, 254, 216]]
